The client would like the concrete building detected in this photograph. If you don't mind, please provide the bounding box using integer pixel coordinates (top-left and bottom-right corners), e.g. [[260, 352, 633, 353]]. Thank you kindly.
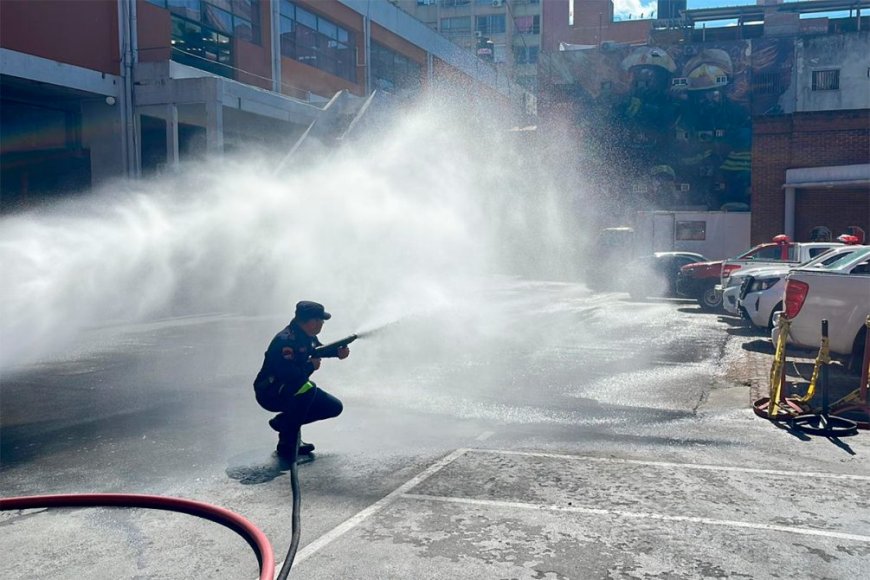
[[393, 0, 543, 94], [751, 31, 870, 244], [1, 0, 528, 210]]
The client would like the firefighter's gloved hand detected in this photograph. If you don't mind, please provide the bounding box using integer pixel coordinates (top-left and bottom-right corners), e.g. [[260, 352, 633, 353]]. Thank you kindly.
[[337, 346, 350, 360], [310, 358, 321, 371]]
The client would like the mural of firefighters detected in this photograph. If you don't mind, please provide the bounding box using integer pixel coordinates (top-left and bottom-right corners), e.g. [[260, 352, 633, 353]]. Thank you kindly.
[[541, 38, 795, 211]]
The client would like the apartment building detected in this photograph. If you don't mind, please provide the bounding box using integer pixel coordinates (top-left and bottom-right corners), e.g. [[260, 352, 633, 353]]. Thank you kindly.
[[394, 0, 542, 93], [0, 0, 527, 209]]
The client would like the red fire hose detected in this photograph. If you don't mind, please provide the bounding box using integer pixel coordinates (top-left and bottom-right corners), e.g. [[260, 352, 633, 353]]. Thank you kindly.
[[0, 493, 275, 580]]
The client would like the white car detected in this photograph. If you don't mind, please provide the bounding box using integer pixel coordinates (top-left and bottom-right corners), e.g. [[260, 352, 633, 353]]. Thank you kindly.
[[772, 247, 870, 371], [721, 264, 791, 316], [740, 245, 866, 328]]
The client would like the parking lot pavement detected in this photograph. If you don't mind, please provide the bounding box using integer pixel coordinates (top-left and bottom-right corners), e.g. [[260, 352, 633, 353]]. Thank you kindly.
[[719, 316, 864, 409], [3, 293, 869, 579], [292, 449, 870, 579]]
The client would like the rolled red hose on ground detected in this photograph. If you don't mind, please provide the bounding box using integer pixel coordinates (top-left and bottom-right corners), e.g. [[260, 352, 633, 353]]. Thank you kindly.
[[0, 493, 275, 580]]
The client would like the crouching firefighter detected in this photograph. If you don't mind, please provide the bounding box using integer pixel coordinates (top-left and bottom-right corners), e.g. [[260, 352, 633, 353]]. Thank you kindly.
[[253, 301, 350, 459]]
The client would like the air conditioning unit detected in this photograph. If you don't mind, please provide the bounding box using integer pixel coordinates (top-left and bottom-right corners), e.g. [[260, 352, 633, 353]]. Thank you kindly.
[[492, 0, 503, 7]]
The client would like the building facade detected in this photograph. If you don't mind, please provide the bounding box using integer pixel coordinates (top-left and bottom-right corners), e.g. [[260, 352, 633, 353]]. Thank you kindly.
[[536, 1, 869, 242], [1, 0, 528, 210], [394, 0, 543, 94]]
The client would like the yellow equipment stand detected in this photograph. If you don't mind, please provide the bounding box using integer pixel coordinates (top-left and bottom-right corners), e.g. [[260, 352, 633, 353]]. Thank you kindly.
[[753, 316, 807, 420]]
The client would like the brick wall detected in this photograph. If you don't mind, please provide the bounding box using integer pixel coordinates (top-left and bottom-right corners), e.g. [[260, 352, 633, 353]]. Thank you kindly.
[[751, 109, 870, 244], [795, 190, 870, 242]]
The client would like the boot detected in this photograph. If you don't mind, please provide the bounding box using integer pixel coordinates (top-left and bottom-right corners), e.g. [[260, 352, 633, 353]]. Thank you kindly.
[[276, 430, 315, 459], [269, 413, 292, 432]]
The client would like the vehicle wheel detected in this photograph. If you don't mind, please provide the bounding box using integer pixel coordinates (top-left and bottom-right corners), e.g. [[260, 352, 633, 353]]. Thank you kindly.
[[697, 285, 722, 311], [767, 302, 783, 330]]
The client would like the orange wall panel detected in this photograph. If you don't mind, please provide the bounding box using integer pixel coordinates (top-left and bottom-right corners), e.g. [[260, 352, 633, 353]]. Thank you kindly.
[[281, 57, 362, 99], [0, 0, 120, 75], [236, 40, 273, 89], [137, 0, 171, 63], [371, 23, 426, 65], [235, 0, 273, 88]]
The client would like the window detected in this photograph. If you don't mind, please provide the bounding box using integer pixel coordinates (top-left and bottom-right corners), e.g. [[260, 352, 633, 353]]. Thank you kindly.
[[812, 69, 840, 91], [671, 77, 688, 87], [513, 45, 538, 64], [746, 245, 796, 261], [513, 15, 540, 34], [675, 221, 706, 241], [279, 2, 356, 83], [166, 0, 201, 21], [371, 42, 422, 94], [153, 0, 260, 44], [440, 16, 471, 33], [752, 71, 782, 95], [170, 15, 232, 78], [476, 14, 506, 34]]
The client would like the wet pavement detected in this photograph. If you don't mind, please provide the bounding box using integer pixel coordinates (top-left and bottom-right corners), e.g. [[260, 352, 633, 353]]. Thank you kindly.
[[2, 280, 869, 579]]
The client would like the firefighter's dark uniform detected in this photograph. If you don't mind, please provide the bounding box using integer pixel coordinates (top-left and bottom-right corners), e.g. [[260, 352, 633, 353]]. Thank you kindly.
[[254, 315, 343, 457]]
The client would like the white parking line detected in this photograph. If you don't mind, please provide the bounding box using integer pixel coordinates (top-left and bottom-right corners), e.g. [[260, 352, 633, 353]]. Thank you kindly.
[[402, 493, 870, 544], [470, 449, 870, 482], [475, 431, 495, 441], [281, 448, 470, 571]]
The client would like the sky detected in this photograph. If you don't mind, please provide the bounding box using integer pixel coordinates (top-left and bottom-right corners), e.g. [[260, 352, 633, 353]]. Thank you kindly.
[[611, 0, 786, 21]]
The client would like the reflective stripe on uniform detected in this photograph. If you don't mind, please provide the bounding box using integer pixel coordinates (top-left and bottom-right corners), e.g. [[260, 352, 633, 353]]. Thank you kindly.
[[295, 381, 315, 396]]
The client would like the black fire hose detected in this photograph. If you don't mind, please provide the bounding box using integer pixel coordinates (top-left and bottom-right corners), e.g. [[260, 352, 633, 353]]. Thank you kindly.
[[277, 429, 303, 580]]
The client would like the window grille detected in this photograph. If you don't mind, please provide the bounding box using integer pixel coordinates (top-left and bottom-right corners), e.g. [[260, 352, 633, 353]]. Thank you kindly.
[[751, 71, 781, 95], [812, 69, 840, 91]]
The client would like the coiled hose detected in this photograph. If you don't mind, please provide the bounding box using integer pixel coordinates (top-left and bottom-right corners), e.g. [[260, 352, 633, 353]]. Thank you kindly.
[[0, 493, 275, 579]]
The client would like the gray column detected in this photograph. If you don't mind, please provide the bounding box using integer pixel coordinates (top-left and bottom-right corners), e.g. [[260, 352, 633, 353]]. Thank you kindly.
[[82, 99, 126, 185], [784, 186, 796, 239], [205, 99, 224, 154], [165, 103, 179, 168]]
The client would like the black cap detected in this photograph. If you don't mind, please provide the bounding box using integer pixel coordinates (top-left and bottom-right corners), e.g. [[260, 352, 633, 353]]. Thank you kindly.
[[295, 300, 332, 320]]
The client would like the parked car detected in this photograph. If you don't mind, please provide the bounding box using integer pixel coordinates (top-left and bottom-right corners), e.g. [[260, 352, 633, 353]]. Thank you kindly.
[[717, 238, 841, 304], [620, 252, 708, 299], [739, 245, 867, 329], [679, 236, 841, 311], [772, 247, 870, 373]]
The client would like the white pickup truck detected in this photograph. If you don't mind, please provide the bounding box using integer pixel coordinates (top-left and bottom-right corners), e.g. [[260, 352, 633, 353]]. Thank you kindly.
[[717, 239, 842, 314], [773, 247, 870, 373]]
